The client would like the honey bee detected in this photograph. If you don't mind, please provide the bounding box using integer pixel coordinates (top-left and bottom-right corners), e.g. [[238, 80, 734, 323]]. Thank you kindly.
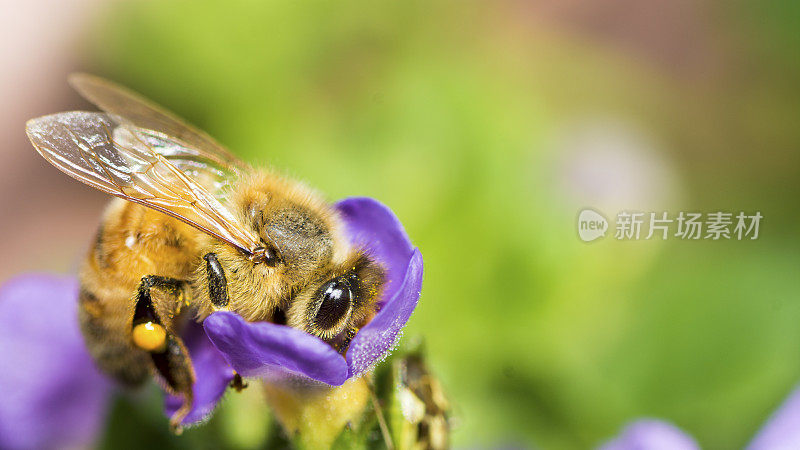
[[25, 75, 386, 428]]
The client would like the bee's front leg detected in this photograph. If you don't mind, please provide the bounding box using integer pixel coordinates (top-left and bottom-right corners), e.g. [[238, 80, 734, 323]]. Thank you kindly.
[[203, 252, 229, 309], [132, 275, 195, 432], [336, 327, 358, 354]]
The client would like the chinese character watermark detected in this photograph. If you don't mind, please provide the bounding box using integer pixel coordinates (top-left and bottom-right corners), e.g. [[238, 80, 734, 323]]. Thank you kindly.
[[675, 212, 703, 240], [577, 209, 762, 242], [646, 212, 672, 240]]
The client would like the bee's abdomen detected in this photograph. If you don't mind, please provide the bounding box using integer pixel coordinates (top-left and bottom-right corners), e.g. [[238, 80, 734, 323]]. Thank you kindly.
[[78, 286, 150, 386], [78, 199, 200, 386]]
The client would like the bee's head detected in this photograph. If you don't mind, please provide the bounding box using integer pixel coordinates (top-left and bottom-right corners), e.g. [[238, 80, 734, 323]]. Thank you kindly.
[[195, 177, 386, 351], [286, 251, 386, 343], [200, 234, 385, 351]]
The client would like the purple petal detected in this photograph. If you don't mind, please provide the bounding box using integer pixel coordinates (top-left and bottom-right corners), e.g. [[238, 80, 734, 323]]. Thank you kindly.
[[336, 198, 422, 377], [204, 312, 348, 385], [335, 198, 423, 377], [164, 320, 235, 426], [335, 197, 416, 306], [0, 274, 112, 450], [599, 419, 700, 450], [747, 385, 800, 450], [346, 249, 423, 377]]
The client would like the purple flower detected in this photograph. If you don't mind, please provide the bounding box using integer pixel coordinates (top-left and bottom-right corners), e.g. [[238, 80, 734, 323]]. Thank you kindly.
[[0, 197, 423, 440], [746, 385, 800, 450], [599, 419, 700, 450], [0, 274, 112, 450], [603, 388, 800, 450]]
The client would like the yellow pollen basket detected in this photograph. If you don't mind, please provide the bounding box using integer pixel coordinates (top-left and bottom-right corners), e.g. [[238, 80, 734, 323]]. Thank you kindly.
[[132, 321, 167, 352]]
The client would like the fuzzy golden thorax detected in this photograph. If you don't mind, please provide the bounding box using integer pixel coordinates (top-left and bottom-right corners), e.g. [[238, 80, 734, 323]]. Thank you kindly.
[[190, 170, 385, 342]]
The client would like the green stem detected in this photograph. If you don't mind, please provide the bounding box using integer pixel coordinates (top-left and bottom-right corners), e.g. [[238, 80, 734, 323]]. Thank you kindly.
[[263, 344, 451, 450]]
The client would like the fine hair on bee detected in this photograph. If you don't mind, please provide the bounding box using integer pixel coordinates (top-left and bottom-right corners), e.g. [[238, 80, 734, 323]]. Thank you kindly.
[[25, 74, 387, 429]]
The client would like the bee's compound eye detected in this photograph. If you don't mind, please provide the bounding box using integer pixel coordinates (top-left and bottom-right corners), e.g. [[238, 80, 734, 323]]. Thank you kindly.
[[132, 321, 167, 352], [313, 279, 353, 331]]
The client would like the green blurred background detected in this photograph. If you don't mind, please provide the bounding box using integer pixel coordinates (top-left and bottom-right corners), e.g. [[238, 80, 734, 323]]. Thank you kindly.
[[3, 0, 800, 448]]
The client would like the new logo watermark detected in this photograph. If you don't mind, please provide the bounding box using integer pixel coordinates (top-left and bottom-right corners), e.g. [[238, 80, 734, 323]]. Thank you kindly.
[[577, 209, 762, 242], [577, 209, 609, 242]]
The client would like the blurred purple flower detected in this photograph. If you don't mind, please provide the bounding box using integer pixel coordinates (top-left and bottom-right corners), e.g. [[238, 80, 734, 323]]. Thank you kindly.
[[747, 386, 800, 450], [0, 197, 423, 439], [603, 386, 800, 450], [600, 419, 699, 450], [0, 274, 112, 450]]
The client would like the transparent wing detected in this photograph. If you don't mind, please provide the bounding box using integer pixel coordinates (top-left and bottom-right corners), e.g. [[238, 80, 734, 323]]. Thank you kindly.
[[68, 73, 250, 174], [26, 111, 263, 255], [129, 126, 237, 194]]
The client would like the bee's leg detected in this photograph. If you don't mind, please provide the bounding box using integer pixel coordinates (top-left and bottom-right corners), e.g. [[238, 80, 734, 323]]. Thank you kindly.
[[133, 275, 185, 329], [336, 327, 358, 354], [203, 252, 229, 309], [133, 275, 195, 432], [230, 372, 248, 392]]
